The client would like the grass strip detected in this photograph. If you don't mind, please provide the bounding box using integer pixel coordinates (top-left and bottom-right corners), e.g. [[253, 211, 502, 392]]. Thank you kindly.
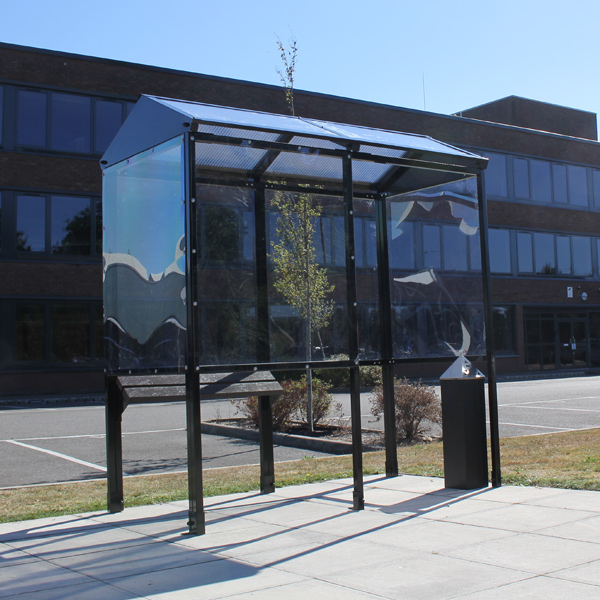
[[1, 428, 599, 523]]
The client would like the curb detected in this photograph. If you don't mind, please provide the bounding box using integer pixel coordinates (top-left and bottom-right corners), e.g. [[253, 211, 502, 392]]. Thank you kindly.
[[201, 421, 380, 455]]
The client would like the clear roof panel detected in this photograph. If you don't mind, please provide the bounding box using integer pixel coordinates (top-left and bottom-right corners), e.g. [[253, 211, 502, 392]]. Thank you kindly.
[[195, 142, 268, 172]]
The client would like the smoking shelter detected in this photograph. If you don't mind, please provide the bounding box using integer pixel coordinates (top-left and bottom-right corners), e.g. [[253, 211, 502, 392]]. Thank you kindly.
[[101, 96, 500, 534]]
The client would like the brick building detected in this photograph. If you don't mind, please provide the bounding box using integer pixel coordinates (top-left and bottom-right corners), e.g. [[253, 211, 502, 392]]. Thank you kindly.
[[1, 42, 600, 396]]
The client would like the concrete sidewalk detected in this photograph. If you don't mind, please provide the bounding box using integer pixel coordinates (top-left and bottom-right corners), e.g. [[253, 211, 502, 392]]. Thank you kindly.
[[2, 476, 600, 599]]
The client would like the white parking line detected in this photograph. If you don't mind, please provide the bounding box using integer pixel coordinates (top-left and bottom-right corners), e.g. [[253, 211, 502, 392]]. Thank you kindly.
[[5, 440, 114, 474]]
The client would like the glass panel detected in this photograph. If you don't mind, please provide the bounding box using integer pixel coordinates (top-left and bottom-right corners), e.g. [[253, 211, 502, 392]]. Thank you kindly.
[[16, 304, 45, 361], [51, 196, 91, 255], [525, 316, 541, 344], [552, 164, 568, 204], [568, 165, 588, 206], [103, 136, 186, 371], [355, 199, 380, 359], [51, 305, 90, 362], [513, 158, 530, 199], [0, 192, 2, 252], [469, 230, 481, 271], [95, 100, 123, 154], [17, 90, 47, 147], [572, 236, 592, 276], [530, 159, 552, 203], [556, 235, 571, 275], [268, 190, 345, 362], [443, 224, 467, 271], [482, 152, 507, 197], [534, 232, 556, 275], [388, 177, 484, 359], [389, 209, 415, 270], [51, 93, 91, 153], [95, 305, 104, 360], [17, 195, 45, 252], [593, 170, 600, 209], [489, 229, 511, 273], [0, 86, 3, 144], [197, 184, 257, 365], [423, 225, 441, 269], [493, 306, 514, 353], [95, 200, 102, 255], [517, 232, 533, 273]]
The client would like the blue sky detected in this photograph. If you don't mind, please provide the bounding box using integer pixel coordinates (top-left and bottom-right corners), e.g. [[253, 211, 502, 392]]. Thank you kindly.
[[3, 0, 600, 123]]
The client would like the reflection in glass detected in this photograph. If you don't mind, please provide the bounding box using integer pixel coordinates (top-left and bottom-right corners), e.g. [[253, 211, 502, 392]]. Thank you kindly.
[[443, 225, 467, 271], [95, 100, 123, 154], [534, 232, 555, 274], [517, 232, 533, 273], [572, 236, 592, 276], [483, 152, 507, 197], [552, 164, 568, 204], [530, 159, 552, 203], [16, 305, 45, 361], [389, 219, 415, 270], [51, 196, 91, 255], [103, 136, 186, 371], [489, 229, 511, 273], [568, 165, 588, 206], [556, 235, 571, 275], [17, 196, 45, 252], [17, 90, 47, 147], [513, 158, 530, 199], [423, 225, 441, 269], [593, 170, 600, 208], [51, 93, 91, 153]]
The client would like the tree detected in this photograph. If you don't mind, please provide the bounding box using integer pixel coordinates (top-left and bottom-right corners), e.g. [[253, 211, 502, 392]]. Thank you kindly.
[[270, 190, 335, 431], [276, 35, 298, 116]]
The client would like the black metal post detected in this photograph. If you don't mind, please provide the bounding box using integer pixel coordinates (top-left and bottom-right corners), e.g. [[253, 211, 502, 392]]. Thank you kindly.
[[254, 185, 275, 494], [477, 173, 502, 487], [105, 374, 124, 513], [185, 133, 205, 534], [344, 149, 364, 510], [375, 194, 398, 477]]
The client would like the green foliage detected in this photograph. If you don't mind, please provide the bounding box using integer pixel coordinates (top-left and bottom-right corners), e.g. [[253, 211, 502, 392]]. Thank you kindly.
[[236, 376, 334, 431], [370, 377, 441, 442], [276, 35, 298, 116], [270, 190, 335, 338], [315, 355, 383, 388]]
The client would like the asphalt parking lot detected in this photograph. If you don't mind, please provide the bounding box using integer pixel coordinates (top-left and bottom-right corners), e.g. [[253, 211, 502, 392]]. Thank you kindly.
[[2, 374, 600, 488]]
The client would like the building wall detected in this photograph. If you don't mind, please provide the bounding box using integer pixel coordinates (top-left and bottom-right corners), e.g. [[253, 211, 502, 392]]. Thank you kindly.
[[2, 42, 600, 395]]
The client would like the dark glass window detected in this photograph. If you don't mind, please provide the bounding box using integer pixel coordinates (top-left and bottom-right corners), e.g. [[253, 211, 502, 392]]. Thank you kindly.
[[16, 305, 45, 361], [572, 236, 592, 276], [493, 306, 514, 353], [593, 170, 600, 209], [534, 232, 556, 275], [443, 225, 467, 271], [556, 235, 571, 275], [513, 158, 530, 199], [17, 195, 45, 252], [95, 100, 123, 153], [552, 164, 568, 204], [51, 196, 91, 254], [489, 229, 511, 274], [95, 200, 102, 255], [483, 152, 507, 197], [530, 159, 552, 203], [0, 192, 2, 252], [17, 90, 47, 147], [389, 220, 414, 269], [568, 165, 588, 206], [423, 224, 441, 269], [51, 305, 91, 362], [517, 232, 533, 273], [51, 93, 91, 153], [469, 230, 481, 271], [0, 86, 3, 144]]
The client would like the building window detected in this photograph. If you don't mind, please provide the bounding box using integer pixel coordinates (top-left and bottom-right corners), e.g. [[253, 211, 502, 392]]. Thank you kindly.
[[423, 224, 441, 269], [389, 220, 414, 270], [489, 229, 511, 274], [493, 306, 515, 354], [556, 235, 571, 275], [443, 224, 468, 271], [483, 152, 508, 198], [552, 164, 568, 204], [14, 301, 103, 364], [0, 86, 3, 144], [16, 89, 130, 155], [572, 236, 592, 277], [568, 165, 589, 207], [534, 232, 556, 274], [513, 158, 530, 199], [517, 232, 533, 273], [530, 159, 552, 203], [16, 194, 100, 256]]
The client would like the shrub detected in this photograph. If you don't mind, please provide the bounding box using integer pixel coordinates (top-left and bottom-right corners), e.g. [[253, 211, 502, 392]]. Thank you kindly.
[[315, 354, 382, 388], [235, 376, 334, 431], [370, 377, 441, 442]]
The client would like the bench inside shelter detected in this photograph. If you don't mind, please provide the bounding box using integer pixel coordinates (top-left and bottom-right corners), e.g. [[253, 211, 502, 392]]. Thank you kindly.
[[106, 370, 283, 532]]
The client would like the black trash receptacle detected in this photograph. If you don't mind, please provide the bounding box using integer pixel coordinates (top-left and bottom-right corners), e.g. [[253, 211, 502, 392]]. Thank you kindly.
[[440, 356, 488, 490]]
